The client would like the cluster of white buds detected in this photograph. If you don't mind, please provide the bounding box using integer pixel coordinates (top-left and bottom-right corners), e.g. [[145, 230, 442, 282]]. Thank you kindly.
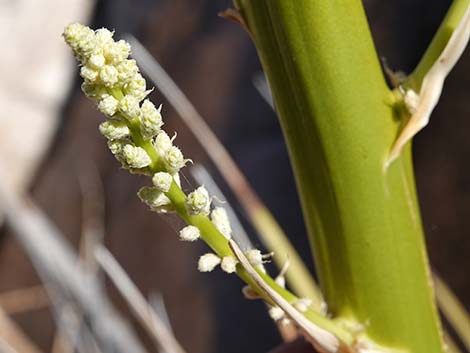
[[186, 186, 211, 216], [65, 23, 240, 281], [63, 23, 189, 178], [268, 306, 285, 321]]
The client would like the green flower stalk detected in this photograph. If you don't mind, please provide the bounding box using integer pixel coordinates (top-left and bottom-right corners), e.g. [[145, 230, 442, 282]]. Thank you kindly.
[[63, 23, 364, 352]]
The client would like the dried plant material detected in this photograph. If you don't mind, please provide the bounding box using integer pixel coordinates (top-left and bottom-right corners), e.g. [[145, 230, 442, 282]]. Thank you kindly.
[[387, 5, 470, 166], [228, 239, 342, 353]]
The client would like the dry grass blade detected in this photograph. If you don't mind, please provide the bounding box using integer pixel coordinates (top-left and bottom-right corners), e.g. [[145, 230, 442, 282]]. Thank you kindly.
[[0, 182, 148, 353], [434, 273, 470, 350], [0, 286, 49, 315], [94, 246, 186, 353], [0, 308, 43, 353]]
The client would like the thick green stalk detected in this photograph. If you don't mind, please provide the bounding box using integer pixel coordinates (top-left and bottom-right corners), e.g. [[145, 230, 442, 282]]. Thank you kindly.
[[234, 1, 444, 352]]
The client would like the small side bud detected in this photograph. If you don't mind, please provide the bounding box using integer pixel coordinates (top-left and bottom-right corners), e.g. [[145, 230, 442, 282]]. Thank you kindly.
[[404, 89, 419, 114], [221, 256, 238, 274], [80, 66, 99, 82], [245, 249, 263, 266], [198, 253, 221, 272], [179, 225, 200, 242], [164, 146, 187, 174], [154, 131, 173, 157], [99, 65, 119, 87], [122, 144, 151, 168], [152, 172, 172, 193], [268, 306, 285, 321], [210, 207, 232, 239], [119, 95, 140, 119], [242, 285, 260, 300], [293, 298, 312, 313], [137, 186, 174, 213], [140, 100, 163, 140], [88, 53, 106, 69], [98, 95, 119, 116], [186, 186, 211, 216], [99, 120, 130, 140]]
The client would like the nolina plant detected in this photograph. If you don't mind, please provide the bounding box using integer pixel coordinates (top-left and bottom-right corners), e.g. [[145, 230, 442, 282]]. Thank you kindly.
[[63, 0, 469, 351]]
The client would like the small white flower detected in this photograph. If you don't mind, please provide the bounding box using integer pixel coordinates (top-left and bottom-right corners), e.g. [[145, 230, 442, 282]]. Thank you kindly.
[[137, 186, 174, 213], [108, 139, 126, 155], [81, 82, 107, 100], [152, 172, 172, 192], [404, 89, 420, 114], [125, 74, 150, 101], [210, 207, 232, 239], [164, 146, 186, 174], [103, 40, 130, 65], [140, 100, 163, 140], [186, 186, 210, 216], [268, 306, 285, 321], [117, 59, 139, 82], [119, 95, 140, 119], [88, 53, 106, 69], [63, 23, 95, 58], [99, 120, 130, 140], [179, 225, 200, 242], [99, 65, 119, 87], [98, 95, 119, 116], [293, 298, 312, 313], [198, 253, 221, 272], [95, 28, 114, 47], [80, 66, 98, 82], [154, 131, 173, 156], [122, 144, 151, 168], [221, 256, 237, 274], [245, 249, 263, 267]]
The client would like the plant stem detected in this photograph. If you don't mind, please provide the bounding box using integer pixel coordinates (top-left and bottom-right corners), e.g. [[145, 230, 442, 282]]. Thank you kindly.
[[409, 0, 470, 89], [233, 1, 444, 352]]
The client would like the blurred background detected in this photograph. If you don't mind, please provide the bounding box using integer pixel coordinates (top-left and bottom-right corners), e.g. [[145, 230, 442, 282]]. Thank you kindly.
[[0, 0, 468, 353]]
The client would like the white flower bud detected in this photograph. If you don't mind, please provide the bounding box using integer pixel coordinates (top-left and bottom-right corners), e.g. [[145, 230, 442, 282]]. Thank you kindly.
[[99, 65, 119, 87], [125, 73, 149, 101], [63, 23, 95, 58], [88, 53, 106, 69], [404, 89, 419, 114], [95, 28, 114, 47], [117, 59, 139, 83], [245, 249, 263, 266], [137, 186, 174, 213], [210, 207, 232, 239], [140, 100, 162, 140], [98, 95, 119, 116], [221, 256, 237, 274], [268, 306, 285, 321], [186, 186, 210, 216], [179, 225, 200, 242], [81, 82, 107, 100], [80, 66, 98, 82], [164, 146, 186, 174], [108, 139, 126, 155], [154, 131, 172, 156], [198, 253, 221, 272], [104, 40, 130, 65], [122, 144, 151, 168], [119, 95, 140, 119], [293, 298, 312, 313], [152, 172, 172, 192], [99, 120, 130, 140]]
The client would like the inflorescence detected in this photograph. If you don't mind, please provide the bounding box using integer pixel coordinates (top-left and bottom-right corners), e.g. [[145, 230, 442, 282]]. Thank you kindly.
[[62, 23, 272, 276]]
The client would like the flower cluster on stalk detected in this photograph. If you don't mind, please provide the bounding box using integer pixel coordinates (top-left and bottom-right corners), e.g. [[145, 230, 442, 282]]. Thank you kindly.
[[62, 23, 273, 276]]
